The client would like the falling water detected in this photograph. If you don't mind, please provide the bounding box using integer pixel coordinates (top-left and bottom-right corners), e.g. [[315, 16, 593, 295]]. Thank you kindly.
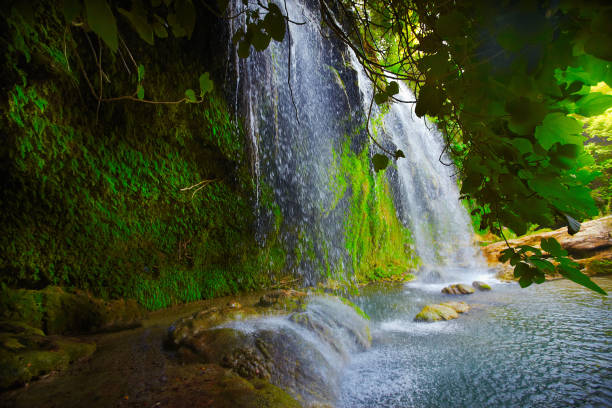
[[232, 0, 489, 285], [348, 53, 490, 284]]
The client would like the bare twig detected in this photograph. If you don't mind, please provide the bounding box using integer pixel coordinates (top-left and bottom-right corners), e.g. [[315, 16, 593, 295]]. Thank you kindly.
[[180, 179, 219, 198], [284, 0, 300, 124]]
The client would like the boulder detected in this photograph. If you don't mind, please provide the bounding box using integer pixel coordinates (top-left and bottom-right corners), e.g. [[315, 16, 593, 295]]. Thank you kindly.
[[472, 281, 491, 291], [414, 301, 470, 322], [0, 286, 146, 335], [0, 320, 95, 389], [441, 283, 475, 295]]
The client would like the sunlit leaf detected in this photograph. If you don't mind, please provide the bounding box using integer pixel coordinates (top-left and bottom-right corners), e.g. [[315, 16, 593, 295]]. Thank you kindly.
[[184, 89, 197, 102], [575, 93, 612, 116], [534, 113, 583, 150], [199, 72, 214, 95]]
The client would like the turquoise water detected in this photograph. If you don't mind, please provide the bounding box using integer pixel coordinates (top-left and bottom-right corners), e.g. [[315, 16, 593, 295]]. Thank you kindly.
[[339, 277, 612, 407]]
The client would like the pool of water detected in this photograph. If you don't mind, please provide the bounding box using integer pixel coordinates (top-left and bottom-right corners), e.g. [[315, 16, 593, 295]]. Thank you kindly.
[[339, 276, 612, 408]]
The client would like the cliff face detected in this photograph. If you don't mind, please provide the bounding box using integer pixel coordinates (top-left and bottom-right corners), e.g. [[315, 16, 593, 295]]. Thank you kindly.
[[0, 2, 291, 308], [481, 216, 612, 280]]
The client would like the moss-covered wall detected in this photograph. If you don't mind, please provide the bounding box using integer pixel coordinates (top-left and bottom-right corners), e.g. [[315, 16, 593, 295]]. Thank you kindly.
[[0, 3, 289, 309], [331, 138, 419, 283], [1, 2, 419, 309]]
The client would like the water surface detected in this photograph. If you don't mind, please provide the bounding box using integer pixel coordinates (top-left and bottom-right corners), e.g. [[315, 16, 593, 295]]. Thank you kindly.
[[340, 276, 612, 408]]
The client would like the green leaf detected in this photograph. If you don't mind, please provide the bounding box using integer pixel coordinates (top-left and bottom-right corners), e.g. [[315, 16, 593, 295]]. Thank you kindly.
[[505, 97, 548, 136], [436, 11, 464, 39], [386, 81, 399, 96], [374, 92, 388, 105], [153, 21, 168, 38], [237, 40, 251, 58], [118, 5, 154, 45], [529, 257, 555, 272], [167, 13, 186, 37], [575, 93, 612, 116], [84, 0, 118, 52], [184, 89, 197, 102], [540, 237, 566, 257], [518, 274, 533, 288], [372, 154, 389, 172], [62, 0, 82, 23], [199, 72, 214, 95], [395, 149, 405, 159], [417, 35, 441, 53], [251, 28, 271, 51], [415, 84, 443, 117], [216, 0, 230, 13], [584, 33, 612, 61], [534, 113, 583, 150], [138, 64, 145, 82], [175, 0, 196, 39], [263, 3, 285, 42], [137, 84, 145, 100], [558, 265, 607, 295]]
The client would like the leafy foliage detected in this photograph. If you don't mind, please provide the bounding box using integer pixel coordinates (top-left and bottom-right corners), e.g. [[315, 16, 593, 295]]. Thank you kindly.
[[318, 0, 611, 293]]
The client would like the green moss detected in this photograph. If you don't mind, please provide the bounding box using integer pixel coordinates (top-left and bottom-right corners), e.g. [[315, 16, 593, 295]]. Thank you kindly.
[[333, 138, 419, 283], [0, 4, 290, 309]]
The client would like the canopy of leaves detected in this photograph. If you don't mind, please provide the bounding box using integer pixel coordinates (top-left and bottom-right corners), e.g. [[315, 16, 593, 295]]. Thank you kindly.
[[316, 0, 611, 293]]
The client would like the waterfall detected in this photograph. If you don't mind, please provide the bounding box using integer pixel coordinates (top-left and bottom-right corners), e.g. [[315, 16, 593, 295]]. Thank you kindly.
[[350, 53, 490, 283], [232, 0, 488, 285]]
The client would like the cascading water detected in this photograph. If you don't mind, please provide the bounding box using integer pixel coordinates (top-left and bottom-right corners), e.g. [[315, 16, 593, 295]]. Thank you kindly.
[[350, 55, 491, 284], [232, 0, 490, 285], [233, 0, 367, 285]]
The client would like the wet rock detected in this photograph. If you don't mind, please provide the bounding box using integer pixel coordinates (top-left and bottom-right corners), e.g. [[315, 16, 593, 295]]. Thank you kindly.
[[167, 294, 370, 407], [440, 301, 470, 313], [0, 321, 95, 389], [472, 281, 491, 291], [441, 283, 475, 295], [0, 286, 145, 335], [414, 301, 470, 322], [257, 290, 307, 311]]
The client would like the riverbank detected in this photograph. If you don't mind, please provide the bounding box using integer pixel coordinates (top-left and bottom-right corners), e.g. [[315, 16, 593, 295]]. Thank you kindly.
[[480, 215, 612, 280]]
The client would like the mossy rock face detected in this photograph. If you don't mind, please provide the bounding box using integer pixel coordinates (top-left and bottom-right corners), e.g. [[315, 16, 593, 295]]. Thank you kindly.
[[0, 286, 145, 335], [472, 281, 491, 291], [0, 321, 95, 389], [441, 283, 475, 295]]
